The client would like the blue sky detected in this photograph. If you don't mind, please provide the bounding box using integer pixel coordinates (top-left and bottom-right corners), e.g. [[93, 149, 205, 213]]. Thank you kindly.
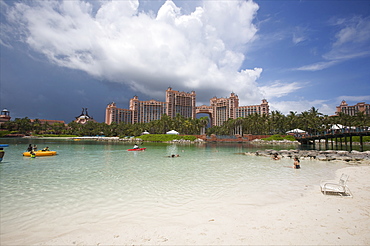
[[1, 0, 369, 123]]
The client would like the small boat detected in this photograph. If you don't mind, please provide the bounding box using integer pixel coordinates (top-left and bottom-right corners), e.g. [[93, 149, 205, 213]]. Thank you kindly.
[[0, 144, 9, 147], [127, 148, 146, 151], [23, 150, 57, 157]]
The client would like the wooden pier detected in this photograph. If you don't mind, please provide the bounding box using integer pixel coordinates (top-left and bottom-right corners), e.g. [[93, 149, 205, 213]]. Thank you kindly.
[[295, 127, 370, 152]]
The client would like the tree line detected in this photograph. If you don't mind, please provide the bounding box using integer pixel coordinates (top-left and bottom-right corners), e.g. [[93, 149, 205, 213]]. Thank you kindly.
[[208, 108, 369, 136], [0, 114, 209, 137], [1, 107, 369, 137]]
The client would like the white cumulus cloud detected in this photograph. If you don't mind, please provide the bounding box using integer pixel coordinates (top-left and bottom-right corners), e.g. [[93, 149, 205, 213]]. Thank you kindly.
[[3, 0, 264, 104]]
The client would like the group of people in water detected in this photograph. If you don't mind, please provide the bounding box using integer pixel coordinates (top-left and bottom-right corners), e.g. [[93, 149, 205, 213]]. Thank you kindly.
[[27, 144, 50, 158], [133, 144, 180, 158], [24, 143, 298, 166], [272, 153, 301, 169]]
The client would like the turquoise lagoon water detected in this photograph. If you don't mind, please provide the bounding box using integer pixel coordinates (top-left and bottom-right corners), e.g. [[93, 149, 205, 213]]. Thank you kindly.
[[0, 139, 348, 244]]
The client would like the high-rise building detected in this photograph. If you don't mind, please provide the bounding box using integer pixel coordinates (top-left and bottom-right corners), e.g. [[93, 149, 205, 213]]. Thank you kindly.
[[236, 99, 269, 118], [105, 102, 132, 125], [130, 96, 167, 123], [166, 87, 196, 119], [209, 92, 239, 126], [336, 100, 370, 116], [105, 88, 269, 126], [105, 88, 196, 125], [202, 93, 269, 126]]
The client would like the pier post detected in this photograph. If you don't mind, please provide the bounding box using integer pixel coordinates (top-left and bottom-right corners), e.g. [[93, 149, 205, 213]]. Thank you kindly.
[[331, 137, 334, 150], [350, 136, 353, 152], [360, 135, 363, 152]]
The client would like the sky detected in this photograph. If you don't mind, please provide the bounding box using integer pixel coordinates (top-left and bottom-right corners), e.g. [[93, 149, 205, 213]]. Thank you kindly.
[[1, 0, 369, 123]]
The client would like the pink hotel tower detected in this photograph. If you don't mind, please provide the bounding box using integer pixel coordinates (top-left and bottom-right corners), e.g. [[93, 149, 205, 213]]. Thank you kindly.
[[105, 87, 269, 127]]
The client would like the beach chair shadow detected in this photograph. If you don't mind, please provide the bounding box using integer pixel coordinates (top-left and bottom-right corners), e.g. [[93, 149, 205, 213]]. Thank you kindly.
[[320, 173, 353, 197]]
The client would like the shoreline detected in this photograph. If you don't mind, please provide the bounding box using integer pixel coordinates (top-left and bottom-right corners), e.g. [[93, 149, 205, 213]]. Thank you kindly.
[[246, 149, 370, 164], [37, 165, 370, 245]]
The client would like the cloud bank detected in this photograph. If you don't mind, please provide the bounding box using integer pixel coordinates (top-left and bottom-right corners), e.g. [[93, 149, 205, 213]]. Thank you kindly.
[[2, 0, 266, 104]]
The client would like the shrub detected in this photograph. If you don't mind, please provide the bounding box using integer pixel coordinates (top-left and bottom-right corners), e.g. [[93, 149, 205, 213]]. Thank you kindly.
[[0, 130, 12, 137], [262, 134, 296, 141]]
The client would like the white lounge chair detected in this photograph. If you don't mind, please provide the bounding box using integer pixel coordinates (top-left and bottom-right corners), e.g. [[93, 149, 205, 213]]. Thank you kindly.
[[320, 173, 353, 197]]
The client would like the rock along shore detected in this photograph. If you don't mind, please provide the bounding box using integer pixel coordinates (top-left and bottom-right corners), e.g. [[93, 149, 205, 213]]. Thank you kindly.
[[245, 149, 370, 164]]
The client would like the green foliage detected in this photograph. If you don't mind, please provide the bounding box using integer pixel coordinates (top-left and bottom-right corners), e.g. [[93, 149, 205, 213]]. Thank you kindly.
[[262, 134, 296, 141], [0, 131, 12, 137], [0, 108, 368, 139], [338, 136, 370, 142], [138, 134, 197, 142]]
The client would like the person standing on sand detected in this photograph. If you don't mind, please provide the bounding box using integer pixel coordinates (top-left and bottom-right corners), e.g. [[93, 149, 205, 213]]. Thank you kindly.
[[293, 157, 301, 169]]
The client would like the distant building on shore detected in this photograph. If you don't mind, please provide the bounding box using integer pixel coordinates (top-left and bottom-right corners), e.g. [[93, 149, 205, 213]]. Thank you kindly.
[[105, 87, 269, 126], [336, 100, 370, 116], [106, 88, 195, 125], [30, 119, 66, 125], [75, 108, 97, 124], [0, 109, 11, 124], [199, 93, 269, 126]]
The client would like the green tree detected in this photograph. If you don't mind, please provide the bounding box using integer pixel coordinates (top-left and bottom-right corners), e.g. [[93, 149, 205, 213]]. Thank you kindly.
[[14, 117, 32, 134]]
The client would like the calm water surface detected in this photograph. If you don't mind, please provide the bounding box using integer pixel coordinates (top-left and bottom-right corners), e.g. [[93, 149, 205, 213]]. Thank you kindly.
[[0, 138, 348, 244]]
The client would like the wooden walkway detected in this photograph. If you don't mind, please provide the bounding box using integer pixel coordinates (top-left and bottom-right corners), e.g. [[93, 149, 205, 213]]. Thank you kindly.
[[295, 127, 370, 151]]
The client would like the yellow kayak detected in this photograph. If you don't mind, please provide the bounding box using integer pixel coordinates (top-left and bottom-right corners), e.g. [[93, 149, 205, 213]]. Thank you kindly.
[[23, 150, 57, 157]]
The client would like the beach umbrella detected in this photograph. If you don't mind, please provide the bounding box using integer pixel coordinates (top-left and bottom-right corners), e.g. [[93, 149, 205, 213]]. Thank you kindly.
[[330, 124, 344, 130], [286, 128, 306, 133], [166, 130, 179, 135]]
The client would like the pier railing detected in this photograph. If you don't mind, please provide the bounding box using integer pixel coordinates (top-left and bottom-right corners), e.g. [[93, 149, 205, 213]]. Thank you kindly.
[[294, 127, 370, 151]]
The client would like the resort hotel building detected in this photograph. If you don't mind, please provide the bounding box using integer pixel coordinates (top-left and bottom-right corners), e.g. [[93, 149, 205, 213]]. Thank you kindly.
[[105, 87, 269, 126], [336, 100, 370, 116]]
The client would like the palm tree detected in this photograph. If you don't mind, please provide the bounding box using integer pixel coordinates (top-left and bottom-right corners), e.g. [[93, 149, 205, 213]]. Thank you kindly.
[[198, 116, 209, 135], [337, 112, 352, 132], [286, 111, 298, 131], [307, 107, 323, 135], [354, 112, 369, 131], [269, 110, 286, 134], [233, 117, 244, 136]]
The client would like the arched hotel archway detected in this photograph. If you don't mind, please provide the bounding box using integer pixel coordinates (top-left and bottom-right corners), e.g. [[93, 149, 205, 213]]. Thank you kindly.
[[196, 105, 213, 127]]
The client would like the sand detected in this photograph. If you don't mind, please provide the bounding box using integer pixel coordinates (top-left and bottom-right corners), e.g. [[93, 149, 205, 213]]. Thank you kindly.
[[32, 165, 370, 246]]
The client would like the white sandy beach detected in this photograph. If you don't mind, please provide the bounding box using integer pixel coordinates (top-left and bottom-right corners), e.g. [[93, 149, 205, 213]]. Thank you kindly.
[[32, 165, 370, 246]]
